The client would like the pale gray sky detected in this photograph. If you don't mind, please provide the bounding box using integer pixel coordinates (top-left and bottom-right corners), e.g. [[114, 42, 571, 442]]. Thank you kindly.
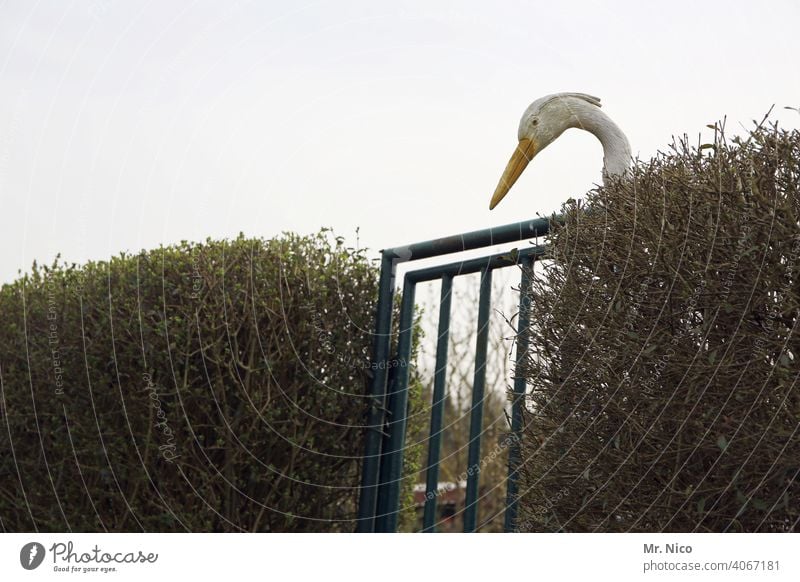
[[1, 0, 799, 283]]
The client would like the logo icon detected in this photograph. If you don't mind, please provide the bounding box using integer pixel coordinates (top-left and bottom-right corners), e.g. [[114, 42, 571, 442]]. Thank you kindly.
[[20, 542, 45, 570]]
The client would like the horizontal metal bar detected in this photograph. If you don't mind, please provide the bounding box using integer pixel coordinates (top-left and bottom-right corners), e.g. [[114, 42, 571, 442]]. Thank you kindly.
[[383, 216, 558, 263], [406, 245, 545, 284]]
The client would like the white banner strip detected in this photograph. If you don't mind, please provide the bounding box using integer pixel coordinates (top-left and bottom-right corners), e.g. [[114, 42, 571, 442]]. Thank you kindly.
[[1, 533, 797, 581]]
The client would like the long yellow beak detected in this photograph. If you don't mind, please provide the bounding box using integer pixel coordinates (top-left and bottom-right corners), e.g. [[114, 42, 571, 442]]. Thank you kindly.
[[489, 138, 537, 210]]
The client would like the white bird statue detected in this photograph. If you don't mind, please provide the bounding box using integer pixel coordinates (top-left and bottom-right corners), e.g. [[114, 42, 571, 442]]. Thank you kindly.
[[489, 93, 632, 209]]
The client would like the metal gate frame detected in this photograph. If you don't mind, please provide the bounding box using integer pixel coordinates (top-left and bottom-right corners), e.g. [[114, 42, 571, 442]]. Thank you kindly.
[[356, 217, 552, 533]]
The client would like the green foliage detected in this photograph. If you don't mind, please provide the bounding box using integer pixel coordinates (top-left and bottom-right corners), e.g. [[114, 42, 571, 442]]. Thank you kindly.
[[0, 230, 388, 532], [517, 122, 800, 532], [397, 372, 426, 532]]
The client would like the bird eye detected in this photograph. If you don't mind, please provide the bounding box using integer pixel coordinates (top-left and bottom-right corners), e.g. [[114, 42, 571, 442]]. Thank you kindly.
[[531, 118, 539, 126]]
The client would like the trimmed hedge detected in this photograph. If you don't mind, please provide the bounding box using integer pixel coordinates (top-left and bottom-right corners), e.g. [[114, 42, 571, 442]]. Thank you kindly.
[[517, 122, 800, 532], [0, 230, 415, 532]]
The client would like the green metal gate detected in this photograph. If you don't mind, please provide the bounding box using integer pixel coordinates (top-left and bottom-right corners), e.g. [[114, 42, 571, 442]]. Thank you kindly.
[[356, 217, 551, 532]]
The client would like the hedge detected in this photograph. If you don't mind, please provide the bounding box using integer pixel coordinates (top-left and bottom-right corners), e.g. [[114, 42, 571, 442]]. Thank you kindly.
[[516, 121, 800, 532], [0, 230, 420, 532]]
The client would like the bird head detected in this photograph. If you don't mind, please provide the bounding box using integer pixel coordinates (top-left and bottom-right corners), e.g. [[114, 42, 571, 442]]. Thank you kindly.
[[489, 93, 602, 209]]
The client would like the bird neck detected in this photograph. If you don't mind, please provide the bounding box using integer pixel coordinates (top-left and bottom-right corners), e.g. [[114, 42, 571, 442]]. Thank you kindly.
[[571, 105, 631, 180]]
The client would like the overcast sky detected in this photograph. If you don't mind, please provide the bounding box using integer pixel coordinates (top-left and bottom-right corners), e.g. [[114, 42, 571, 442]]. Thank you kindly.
[[1, 0, 799, 283]]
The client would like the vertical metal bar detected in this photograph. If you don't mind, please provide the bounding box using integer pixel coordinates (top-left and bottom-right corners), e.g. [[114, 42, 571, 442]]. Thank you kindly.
[[374, 276, 416, 532], [375, 372, 397, 531], [463, 266, 493, 532], [422, 274, 454, 532], [357, 252, 396, 533], [504, 256, 534, 532]]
